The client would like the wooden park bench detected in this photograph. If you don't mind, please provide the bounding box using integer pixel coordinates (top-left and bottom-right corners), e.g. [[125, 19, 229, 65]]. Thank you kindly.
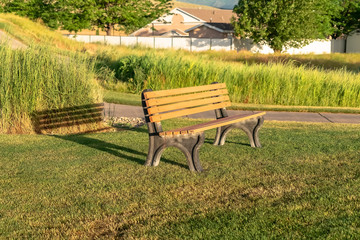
[[141, 83, 266, 172]]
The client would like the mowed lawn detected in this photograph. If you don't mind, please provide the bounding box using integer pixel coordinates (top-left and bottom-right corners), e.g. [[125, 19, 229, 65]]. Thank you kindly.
[[1, 120, 360, 239]]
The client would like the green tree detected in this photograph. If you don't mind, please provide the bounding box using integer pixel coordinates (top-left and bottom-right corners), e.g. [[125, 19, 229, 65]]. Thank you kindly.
[[232, 0, 340, 53], [90, 0, 172, 36], [332, 0, 360, 38], [1, 0, 172, 35], [1, 0, 29, 16], [2, 0, 96, 33]]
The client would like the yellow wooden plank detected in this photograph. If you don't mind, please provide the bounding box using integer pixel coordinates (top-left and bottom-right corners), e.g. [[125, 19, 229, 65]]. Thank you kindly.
[[189, 112, 266, 133], [147, 95, 230, 115], [149, 102, 231, 122], [160, 112, 266, 136], [146, 89, 228, 107], [143, 83, 226, 99]]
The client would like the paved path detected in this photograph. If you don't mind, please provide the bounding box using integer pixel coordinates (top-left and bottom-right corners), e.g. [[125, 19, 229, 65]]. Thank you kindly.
[[104, 103, 360, 124]]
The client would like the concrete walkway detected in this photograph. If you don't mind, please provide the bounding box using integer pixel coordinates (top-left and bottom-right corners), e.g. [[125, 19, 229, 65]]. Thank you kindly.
[[104, 102, 360, 124]]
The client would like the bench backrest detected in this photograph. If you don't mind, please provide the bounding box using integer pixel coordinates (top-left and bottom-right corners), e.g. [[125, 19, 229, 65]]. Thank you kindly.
[[142, 83, 230, 123]]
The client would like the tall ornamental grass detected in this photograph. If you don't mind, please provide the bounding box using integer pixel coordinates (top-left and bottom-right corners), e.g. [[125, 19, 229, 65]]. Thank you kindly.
[[0, 45, 102, 134], [191, 51, 360, 72], [113, 52, 360, 108]]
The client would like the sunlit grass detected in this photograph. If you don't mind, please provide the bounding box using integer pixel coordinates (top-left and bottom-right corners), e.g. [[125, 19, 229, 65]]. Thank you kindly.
[[193, 50, 360, 72], [0, 120, 359, 238]]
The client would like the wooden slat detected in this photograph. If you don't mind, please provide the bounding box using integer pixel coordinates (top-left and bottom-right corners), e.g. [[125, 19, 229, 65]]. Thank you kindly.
[[144, 83, 226, 99], [149, 102, 231, 122], [159, 112, 266, 136], [146, 89, 228, 107], [147, 95, 230, 115]]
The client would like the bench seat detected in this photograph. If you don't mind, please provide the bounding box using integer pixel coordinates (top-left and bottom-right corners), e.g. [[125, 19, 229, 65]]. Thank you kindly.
[[160, 112, 266, 136]]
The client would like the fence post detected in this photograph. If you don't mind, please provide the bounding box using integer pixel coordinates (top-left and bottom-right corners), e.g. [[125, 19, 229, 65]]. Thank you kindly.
[[230, 38, 233, 51], [171, 37, 174, 49], [154, 37, 156, 49], [120, 36, 122, 46], [136, 37, 139, 46], [190, 38, 192, 52], [210, 38, 212, 51]]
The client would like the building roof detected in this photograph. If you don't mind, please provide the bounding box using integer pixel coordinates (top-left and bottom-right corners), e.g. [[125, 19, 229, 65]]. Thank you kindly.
[[132, 24, 197, 37], [178, 8, 235, 24], [132, 7, 235, 37]]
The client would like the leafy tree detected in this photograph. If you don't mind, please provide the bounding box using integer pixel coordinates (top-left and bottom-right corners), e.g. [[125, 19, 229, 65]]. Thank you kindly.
[[1, 0, 172, 35], [1, 0, 90, 32], [232, 0, 340, 52], [90, 0, 172, 35], [1, 0, 30, 16], [332, 0, 360, 38]]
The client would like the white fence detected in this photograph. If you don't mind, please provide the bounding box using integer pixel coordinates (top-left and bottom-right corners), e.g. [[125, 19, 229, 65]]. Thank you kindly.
[[347, 31, 360, 53], [66, 34, 354, 54]]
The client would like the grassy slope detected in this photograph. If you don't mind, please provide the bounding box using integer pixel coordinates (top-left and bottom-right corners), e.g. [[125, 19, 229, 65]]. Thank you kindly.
[[0, 120, 360, 238], [0, 13, 84, 51]]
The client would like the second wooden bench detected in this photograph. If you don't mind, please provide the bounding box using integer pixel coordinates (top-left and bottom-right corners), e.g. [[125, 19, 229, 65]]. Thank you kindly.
[[141, 83, 266, 172]]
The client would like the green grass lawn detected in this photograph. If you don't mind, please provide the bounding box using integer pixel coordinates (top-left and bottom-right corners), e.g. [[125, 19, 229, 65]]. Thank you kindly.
[[103, 90, 142, 106], [1, 120, 360, 239]]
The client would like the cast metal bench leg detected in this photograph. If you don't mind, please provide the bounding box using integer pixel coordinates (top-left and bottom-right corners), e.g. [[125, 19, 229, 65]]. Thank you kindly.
[[145, 133, 205, 172], [213, 117, 264, 148], [214, 125, 234, 146], [145, 134, 165, 167]]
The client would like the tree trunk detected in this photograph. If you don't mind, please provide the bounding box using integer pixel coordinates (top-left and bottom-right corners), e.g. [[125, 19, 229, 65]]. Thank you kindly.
[[106, 24, 114, 36], [270, 42, 283, 54]]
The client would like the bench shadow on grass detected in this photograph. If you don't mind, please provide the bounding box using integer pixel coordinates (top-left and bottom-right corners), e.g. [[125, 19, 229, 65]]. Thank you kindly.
[[53, 134, 188, 169], [32, 104, 197, 170]]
